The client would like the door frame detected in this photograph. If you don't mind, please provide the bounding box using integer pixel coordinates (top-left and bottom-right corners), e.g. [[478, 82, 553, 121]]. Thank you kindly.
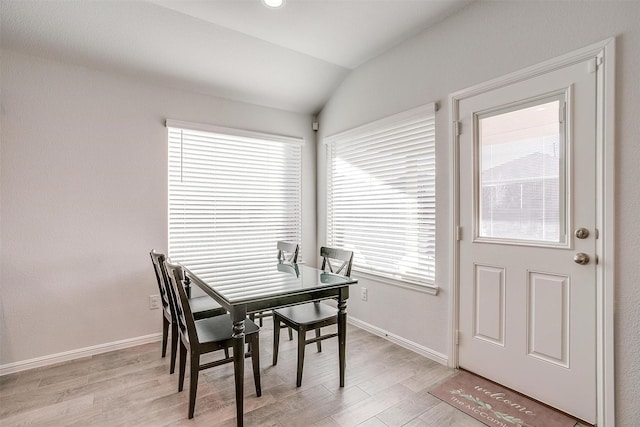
[[448, 38, 615, 427]]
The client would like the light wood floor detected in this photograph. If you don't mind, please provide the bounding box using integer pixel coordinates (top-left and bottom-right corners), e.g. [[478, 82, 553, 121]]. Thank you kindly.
[[0, 320, 558, 426]]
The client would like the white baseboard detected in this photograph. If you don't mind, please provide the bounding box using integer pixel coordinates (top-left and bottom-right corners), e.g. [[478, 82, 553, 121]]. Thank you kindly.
[[1, 319, 448, 376], [0, 333, 162, 376], [348, 316, 448, 366]]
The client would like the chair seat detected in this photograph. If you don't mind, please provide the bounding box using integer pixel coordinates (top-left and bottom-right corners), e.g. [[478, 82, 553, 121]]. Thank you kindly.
[[195, 314, 259, 344], [273, 303, 337, 326], [189, 295, 227, 320]]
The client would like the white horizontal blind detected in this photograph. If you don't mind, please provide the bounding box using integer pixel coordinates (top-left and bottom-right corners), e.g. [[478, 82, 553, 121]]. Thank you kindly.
[[167, 123, 302, 285], [326, 104, 436, 287]]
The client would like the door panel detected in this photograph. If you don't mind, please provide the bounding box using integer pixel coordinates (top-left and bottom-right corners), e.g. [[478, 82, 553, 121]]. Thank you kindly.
[[473, 264, 505, 345], [458, 58, 597, 423], [527, 271, 569, 366]]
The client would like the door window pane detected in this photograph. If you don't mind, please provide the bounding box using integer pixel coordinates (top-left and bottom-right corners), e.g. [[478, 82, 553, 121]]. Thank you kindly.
[[477, 98, 566, 244]]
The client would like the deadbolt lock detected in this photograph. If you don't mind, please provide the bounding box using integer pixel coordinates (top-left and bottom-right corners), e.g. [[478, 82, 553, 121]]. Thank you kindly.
[[575, 228, 590, 239]]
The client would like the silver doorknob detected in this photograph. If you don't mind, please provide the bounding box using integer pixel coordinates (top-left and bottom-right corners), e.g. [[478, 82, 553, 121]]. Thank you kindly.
[[574, 253, 590, 265]]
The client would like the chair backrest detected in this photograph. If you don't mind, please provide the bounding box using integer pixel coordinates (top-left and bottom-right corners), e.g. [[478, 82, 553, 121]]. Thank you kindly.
[[165, 260, 197, 346], [277, 262, 300, 277], [277, 241, 299, 263], [320, 246, 354, 276], [149, 249, 173, 313]]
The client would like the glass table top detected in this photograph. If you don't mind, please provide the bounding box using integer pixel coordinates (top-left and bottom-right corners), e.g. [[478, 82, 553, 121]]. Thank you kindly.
[[181, 262, 357, 305]]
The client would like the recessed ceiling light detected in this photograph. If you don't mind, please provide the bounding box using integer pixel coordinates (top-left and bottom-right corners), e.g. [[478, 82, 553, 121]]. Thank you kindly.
[[263, 0, 285, 9]]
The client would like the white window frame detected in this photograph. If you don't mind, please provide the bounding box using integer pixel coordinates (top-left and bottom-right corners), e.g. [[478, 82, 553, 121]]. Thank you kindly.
[[166, 119, 303, 283], [324, 103, 438, 294]]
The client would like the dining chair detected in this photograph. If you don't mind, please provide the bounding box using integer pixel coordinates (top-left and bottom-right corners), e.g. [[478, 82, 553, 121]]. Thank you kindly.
[[276, 240, 299, 264], [149, 250, 227, 374], [272, 246, 354, 387], [251, 241, 300, 329], [164, 260, 262, 419]]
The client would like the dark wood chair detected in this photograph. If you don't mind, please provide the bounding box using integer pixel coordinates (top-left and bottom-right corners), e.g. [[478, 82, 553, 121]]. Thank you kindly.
[[272, 246, 354, 387], [276, 240, 299, 264], [164, 260, 262, 419], [149, 250, 227, 374], [251, 241, 300, 329]]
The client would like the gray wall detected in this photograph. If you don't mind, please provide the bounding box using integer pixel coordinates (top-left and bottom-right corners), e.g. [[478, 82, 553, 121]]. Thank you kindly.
[[0, 50, 317, 365], [317, 1, 640, 425]]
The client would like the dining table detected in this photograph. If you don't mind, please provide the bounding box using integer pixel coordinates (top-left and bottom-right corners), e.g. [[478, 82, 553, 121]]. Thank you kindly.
[[178, 261, 358, 427]]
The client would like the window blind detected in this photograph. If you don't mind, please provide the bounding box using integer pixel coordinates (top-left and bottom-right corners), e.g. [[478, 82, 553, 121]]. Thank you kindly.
[[167, 121, 302, 285], [325, 103, 436, 288]]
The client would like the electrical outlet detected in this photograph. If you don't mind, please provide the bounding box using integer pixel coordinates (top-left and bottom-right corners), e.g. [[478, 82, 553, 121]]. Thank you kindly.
[[149, 294, 160, 310], [360, 287, 368, 301]]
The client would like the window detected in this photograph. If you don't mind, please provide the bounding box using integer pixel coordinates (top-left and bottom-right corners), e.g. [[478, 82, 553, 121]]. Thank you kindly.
[[325, 104, 436, 290], [476, 95, 566, 245], [166, 120, 302, 284]]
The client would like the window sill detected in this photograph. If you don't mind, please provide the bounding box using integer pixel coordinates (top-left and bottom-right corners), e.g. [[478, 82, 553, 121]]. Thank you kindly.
[[352, 270, 439, 296]]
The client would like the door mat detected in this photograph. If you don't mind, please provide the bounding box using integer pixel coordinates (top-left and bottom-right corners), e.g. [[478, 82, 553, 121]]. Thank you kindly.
[[429, 370, 578, 427]]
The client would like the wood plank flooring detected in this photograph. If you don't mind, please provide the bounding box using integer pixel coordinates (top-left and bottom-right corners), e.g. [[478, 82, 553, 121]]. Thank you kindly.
[[0, 321, 573, 426]]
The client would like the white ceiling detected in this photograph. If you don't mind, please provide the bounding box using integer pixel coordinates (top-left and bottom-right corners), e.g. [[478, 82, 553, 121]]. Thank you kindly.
[[1, 0, 471, 114]]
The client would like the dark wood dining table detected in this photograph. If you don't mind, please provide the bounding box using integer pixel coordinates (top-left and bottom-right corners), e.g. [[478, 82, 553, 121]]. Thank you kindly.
[[179, 261, 358, 427]]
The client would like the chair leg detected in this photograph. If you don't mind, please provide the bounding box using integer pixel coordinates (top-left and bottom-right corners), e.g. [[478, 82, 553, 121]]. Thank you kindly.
[[296, 326, 307, 387], [178, 341, 187, 392], [315, 328, 322, 352], [161, 316, 169, 358], [273, 314, 281, 365], [250, 334, 262, 397], [288, 326, 293, 341], [188, 352, 200, 419], [170, 322, 178, 374]]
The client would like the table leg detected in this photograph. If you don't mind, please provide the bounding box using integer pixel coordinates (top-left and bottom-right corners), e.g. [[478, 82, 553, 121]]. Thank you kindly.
[[337, 297, 347, 387], [232, 317, 245, 427]]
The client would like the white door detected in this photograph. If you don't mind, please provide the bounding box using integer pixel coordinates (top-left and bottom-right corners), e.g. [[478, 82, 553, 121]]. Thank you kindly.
[[458, 58, 597, 423]]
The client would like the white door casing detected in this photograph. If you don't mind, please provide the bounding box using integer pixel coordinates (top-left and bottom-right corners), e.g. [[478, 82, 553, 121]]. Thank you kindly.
[[449, 39, 615, 427]]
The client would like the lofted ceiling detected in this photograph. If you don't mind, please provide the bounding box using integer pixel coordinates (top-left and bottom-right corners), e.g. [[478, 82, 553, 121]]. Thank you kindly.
[[1, 0, 471, 114]]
